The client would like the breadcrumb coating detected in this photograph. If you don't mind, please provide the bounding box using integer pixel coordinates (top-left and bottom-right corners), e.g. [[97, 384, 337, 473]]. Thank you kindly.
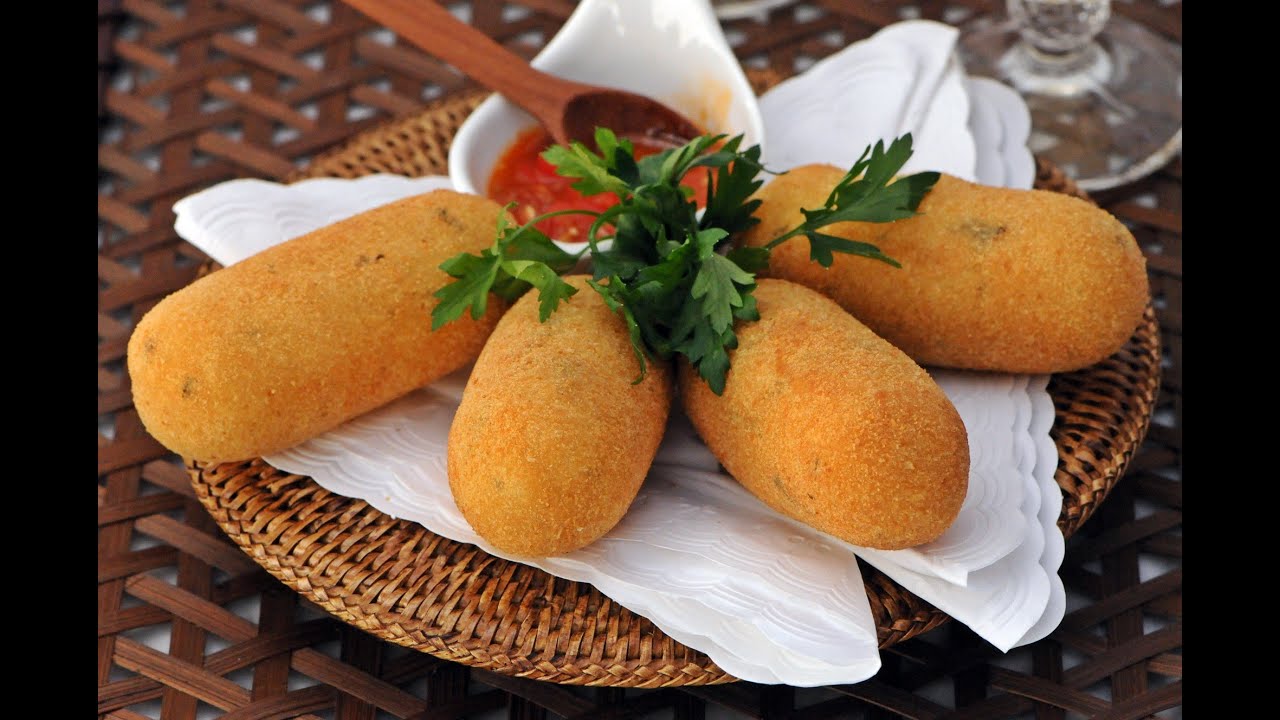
[[448, 275, 672, 557], [128, 190, 507, 463], [680, 279, 969, 550], [741, 168, 1149, 373]]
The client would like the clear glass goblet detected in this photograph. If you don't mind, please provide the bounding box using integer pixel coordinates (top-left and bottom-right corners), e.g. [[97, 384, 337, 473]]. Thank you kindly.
[[958, 0, 1182, 191]]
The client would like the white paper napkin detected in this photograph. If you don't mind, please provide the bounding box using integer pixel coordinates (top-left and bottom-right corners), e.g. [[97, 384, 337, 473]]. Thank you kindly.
[[965, 76, 1036, 189], [257, 357, 1051, 683], [173, 175, 455, 267], [172, 184, 1058, 686], [170, 19, 1063, 685], [759, 20, 976, 180]]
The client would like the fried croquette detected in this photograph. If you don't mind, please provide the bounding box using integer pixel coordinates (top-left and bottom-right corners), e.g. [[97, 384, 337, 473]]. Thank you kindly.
[[128, 190, 508, 463], [741, 168, 1149, 373], [680, 279, 969, 550], [447, 275, 672, 557]]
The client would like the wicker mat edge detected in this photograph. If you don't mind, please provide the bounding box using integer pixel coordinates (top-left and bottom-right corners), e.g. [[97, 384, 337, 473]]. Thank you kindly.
[[182, 90, 1161, 684]]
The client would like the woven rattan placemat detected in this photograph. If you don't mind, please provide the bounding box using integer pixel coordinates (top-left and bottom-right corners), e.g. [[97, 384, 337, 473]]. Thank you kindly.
[[99, 1, 1182, 716], [182, 87, 1161, 685]]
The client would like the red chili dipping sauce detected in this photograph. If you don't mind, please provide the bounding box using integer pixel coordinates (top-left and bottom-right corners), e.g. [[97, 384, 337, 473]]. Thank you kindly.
[[487, 127, 712, 243]]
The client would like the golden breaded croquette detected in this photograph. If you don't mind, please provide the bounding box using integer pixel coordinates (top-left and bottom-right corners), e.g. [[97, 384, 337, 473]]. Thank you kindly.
[[448, 275, 672, 557], [128, 190, 508, 463], [680, 279, 968, 550], [741, 168, 1149, 373]]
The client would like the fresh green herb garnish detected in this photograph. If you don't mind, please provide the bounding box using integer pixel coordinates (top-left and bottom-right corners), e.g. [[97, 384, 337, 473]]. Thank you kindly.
[[431, 128, 939, 394], [431, 211, 581, 328]]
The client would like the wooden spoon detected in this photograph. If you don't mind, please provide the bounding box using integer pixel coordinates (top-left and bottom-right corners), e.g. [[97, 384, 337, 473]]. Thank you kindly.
[[343, 0, 704, 147]]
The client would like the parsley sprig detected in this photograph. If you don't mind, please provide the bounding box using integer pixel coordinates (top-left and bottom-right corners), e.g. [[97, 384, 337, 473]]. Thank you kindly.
[[431, 129, 938, 394], [431, 211, 582, 326]]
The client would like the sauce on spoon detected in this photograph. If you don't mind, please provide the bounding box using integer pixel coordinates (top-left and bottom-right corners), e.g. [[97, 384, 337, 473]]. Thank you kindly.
[[488, 127, 714, 243], [342, 0, 703, 148]]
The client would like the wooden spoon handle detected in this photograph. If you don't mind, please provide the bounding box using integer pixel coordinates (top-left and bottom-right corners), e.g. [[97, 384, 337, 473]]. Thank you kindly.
[[342, 0, 578, 127]]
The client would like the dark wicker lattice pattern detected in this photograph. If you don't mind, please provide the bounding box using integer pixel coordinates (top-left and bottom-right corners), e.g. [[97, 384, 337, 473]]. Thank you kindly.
[[99, 1, 1183, 717]]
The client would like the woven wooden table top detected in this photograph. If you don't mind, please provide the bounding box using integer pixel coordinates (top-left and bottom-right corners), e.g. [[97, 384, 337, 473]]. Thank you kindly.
[[97, 1, 1183, 718]]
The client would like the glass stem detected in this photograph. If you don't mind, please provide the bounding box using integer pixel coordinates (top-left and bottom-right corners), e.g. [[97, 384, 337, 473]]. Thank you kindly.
[[1007, 0, 1110, 72]]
